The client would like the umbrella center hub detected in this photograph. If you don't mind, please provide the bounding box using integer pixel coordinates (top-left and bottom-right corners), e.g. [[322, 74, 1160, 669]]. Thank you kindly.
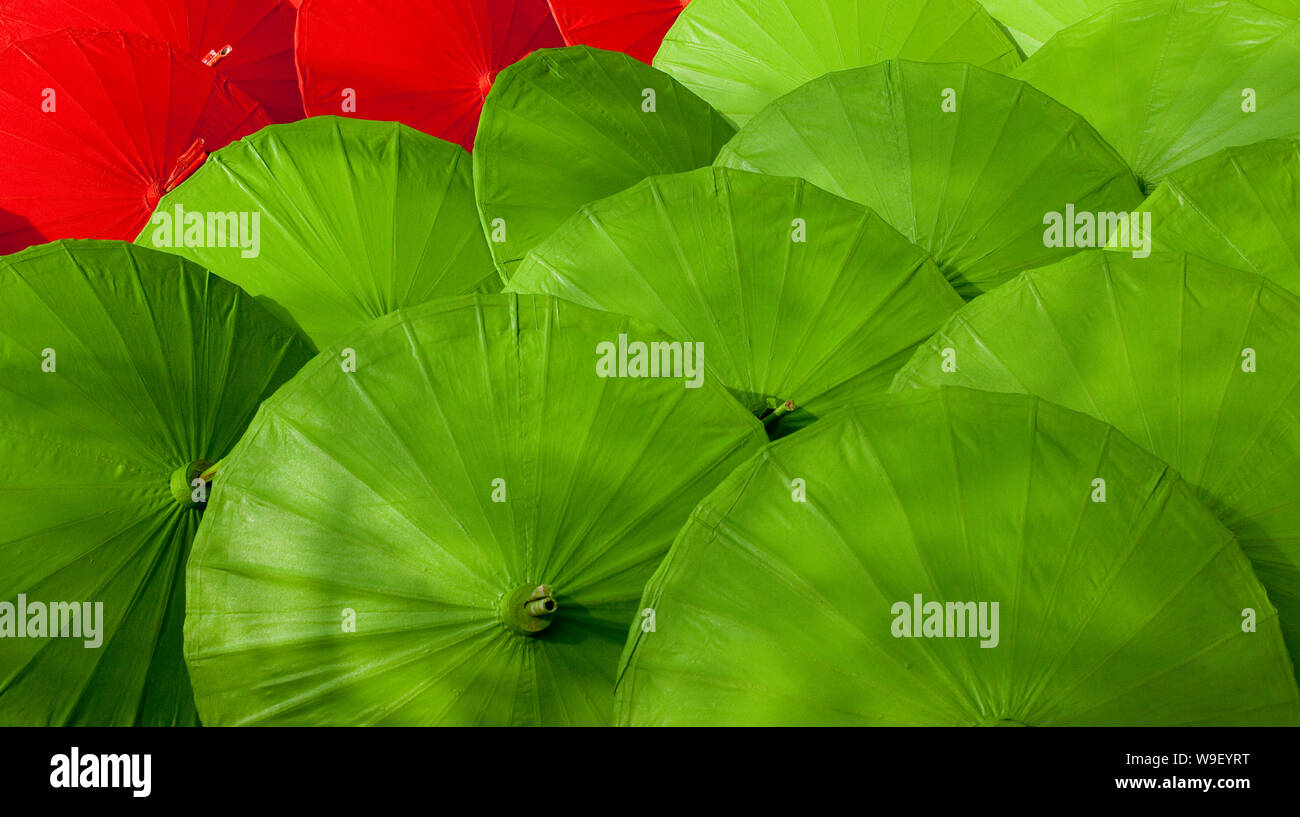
[[144, 179, 168, 210], [979, 718, 1028, 726], [499, 584, 557, 635], [170, 460, 214, 508]]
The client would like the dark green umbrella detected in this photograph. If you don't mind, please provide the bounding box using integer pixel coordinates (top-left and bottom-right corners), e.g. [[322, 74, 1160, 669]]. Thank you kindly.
[[184, 293, 767, 725], [474, 46, 735, 281], [0, 240, 312, 725]]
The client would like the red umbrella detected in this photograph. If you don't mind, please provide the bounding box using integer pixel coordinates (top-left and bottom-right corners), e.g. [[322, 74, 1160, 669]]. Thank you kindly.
[[0, 0, 302, 122], [546, 0, 689, 64], [0, 29, 271, 255], [296, 0, 563, 150]]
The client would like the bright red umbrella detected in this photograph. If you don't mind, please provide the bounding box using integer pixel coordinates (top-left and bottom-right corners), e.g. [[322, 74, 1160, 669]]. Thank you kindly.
[[0, 29, 271, 255], [296, 0, 563, 150], [0, 0, 302, 122], [546, 0, 689, 63]]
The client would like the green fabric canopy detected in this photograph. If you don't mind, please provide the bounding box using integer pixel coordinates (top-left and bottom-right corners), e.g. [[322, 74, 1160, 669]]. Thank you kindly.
[[184, 293, 767, 725], [654, 0, 1022, 127], [978, 0, 1300, 56], [508, 167, 964, 435], [715, 60, 1144, 298], [138, 116, 499, 351], [1013, 0, 1300, 190], [474, 46, 735, 282], [616, 388, 1300, 725], [0, 240, 312, 725], [1128, 139, 1300, 296], [895, 250, 1300, 668]]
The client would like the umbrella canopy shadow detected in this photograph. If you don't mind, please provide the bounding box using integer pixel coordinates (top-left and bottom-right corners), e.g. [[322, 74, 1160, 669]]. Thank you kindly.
[[0, 208, 43, 256]]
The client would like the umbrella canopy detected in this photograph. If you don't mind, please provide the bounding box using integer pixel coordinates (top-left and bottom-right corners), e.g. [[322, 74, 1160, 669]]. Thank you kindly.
[[0, 0, 303, 122], [138, 116, 499, 351], [0, 29, 271, 256], [1013, 0, 1300, 190], [183, 294, 768, 725], [0, 240, 312, 725], [474, 46, 734, 280], [546, 0, 690, 64], [615, 388, 1300, 725], [653, 0, 1021, 127], [977, 0, 1300, 56], [894, 250, 1300, 668], [715, 60, 1144, 298], [509, 167, 963, 435], [295, 0, 563, 151], [1130, 139, 1300, 296]]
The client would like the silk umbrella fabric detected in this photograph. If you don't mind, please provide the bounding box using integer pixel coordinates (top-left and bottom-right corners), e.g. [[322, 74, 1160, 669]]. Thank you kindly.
[[715, 60, 1144, 298], [474, 46, 735, 280], [509, 167, 964, 434], [894, 250, 1300, 668], [183, 294, 767, 725], [0, 240, 312, 725], [0, 0, 303, 122], [1013, 0, 1300, 190], [654, 0, 1022, 127], [0, 29, 271, 256], [616, 389, 1300, 725], [138, 116, 499, 351], [295, 0, 563, 151], [1132, 139, 1300, 296], [976, 0, 1300, 56], [546, 0, 690, 64]]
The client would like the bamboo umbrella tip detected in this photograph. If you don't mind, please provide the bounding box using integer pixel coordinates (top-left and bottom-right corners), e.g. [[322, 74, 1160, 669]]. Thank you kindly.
[[169, 459, 214, 508], [501, 584, 559, 635]]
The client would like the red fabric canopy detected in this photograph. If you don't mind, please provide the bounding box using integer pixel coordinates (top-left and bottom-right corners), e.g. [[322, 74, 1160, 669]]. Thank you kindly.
[[296, 0, 563, 150], [0, 29, 271, 255], [0, 0, 302, 122], [546, 0, 689, 64]]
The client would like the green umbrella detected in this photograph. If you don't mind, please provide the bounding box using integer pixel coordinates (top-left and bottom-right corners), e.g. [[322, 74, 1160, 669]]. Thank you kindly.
[[616, 388, 1300, 725], [138, 116, 499, 351], [715, 60, 1144, 298], [0, 240, 312, 725], [474, 46, 734, 282], [653, 0, 1022, 127], [894, 250, 1300, 667], [184, 293, 767, 725], [1012, 0, 1300, 191], [508, 167, 964, 435], [978, 0, 1300, 56], [1125, 138, 1300, 296]]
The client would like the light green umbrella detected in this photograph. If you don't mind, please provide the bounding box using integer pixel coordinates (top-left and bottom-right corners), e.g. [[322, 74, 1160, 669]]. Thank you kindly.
[[978, 0, 1300, 56], [715, 60, 1144, 298], [138, 116, 499, 351], [474, 46, 734, 282], [508, 167, 963, 435], [184, 293, 767, 725], [1122, 138, 1300, 296], [0, 240, 312, 725], [616, 388, 1300, 725], [654, 0, 1022, 127], [1013, 0, 1300, 190], [895, 250, 1300, 667]]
